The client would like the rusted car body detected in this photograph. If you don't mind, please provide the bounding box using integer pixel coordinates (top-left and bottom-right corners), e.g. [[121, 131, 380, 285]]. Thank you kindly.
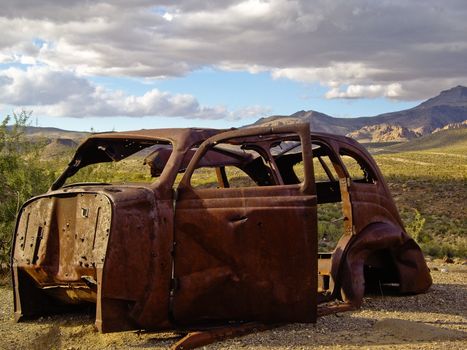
[[11, 123, 431, 345]]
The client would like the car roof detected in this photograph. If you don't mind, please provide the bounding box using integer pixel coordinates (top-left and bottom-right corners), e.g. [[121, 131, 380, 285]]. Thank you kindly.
[[87, 128, 226, 146]]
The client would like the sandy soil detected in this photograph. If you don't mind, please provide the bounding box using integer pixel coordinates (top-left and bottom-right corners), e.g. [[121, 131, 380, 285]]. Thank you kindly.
[[1, 261, 466, 350]]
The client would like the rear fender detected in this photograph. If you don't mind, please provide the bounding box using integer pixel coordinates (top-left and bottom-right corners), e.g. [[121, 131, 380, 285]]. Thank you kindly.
[[333, 223, 432, 307]]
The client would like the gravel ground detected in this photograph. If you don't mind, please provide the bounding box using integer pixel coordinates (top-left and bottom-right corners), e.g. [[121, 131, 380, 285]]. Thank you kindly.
[[1, 261, 466, 350]]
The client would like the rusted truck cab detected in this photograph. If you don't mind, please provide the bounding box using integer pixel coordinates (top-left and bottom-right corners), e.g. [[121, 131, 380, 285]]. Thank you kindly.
[[11, 123, 431, 333]]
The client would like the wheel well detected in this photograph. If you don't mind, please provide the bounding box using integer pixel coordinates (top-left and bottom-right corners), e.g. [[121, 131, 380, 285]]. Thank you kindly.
[[363, 249, 400, 295]]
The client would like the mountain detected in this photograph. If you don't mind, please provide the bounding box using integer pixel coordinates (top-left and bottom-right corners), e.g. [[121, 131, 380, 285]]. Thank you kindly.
[[382, 127, 467, 153], [432, 120, 467, 133], [252, 86, 467, 142], [41, 138, 79, 159], [254, 110, 360, 135], [6, 125, 89, 160], [7, 125, 89, 142], [346, 124, 419, 143], [21, 126, 89, 141]]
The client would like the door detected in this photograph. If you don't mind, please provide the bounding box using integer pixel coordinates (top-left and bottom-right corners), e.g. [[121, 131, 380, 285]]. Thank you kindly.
[[171, 124, 318, 325]]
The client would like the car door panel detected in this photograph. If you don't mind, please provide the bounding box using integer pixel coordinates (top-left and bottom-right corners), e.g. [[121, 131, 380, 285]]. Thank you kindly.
[[172, 124, 318, 325]]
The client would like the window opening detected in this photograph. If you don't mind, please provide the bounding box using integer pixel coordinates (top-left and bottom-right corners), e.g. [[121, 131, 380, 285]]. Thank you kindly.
[[63, 140, 171, 186], [189, 143, 272, 189], [310, 143, 345, 253], [339, 150, 375, 184], [272, 139, 304, 184], [185, 133, 309, 190]]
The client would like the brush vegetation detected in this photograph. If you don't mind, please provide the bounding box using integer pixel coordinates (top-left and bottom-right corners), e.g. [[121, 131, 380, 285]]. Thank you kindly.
[[374, 147, 466, 258], [0, 112, 55, 266]]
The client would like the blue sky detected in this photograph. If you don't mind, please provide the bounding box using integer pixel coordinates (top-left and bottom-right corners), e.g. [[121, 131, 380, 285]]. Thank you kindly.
[[0, 1, 466, 132]]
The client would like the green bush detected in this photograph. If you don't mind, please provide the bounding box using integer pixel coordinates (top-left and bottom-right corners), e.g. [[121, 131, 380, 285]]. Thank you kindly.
[[0, 111, 54, 268], [405, 208, 430, 243]]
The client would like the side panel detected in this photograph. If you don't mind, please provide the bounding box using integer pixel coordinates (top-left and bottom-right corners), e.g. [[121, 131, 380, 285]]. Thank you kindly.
[[11, 187, 172, 332], [173, 186, 317, 325], [349, 182, 403, 234], [113, 194, 174, 331], [12, 193, 112, 320], [97, 189, 156, 332]]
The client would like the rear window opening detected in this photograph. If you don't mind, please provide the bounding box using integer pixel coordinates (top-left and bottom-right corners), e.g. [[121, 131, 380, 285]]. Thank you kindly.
[[57, 139, 173, 188], [339, 150, 376, 184]]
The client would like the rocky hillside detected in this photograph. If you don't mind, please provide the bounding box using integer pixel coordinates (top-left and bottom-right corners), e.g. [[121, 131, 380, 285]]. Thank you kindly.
[[253, 86, 467, 142], [253, 110, 360, 135], [382, 127, 467, 153], [432, 120, 467, 133], [41, 138, 79, 159], [10, 125, 89, 160], [346, 124, 419, 142]]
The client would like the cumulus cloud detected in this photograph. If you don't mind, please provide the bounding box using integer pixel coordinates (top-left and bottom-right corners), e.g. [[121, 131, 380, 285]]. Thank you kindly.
[[0, 66, 261, 120], [0, 67, 94, 105], [324, 84, 403, 99], [0, 0, 466, 102], [272, 64, 380, 87]]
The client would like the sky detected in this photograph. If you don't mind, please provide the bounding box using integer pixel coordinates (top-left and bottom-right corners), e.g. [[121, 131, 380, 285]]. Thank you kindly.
[[0, 0, 466, 132]]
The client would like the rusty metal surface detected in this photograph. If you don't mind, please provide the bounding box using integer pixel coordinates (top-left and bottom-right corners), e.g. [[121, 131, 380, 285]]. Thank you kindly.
[[12, 193, 112, 320], [11, 123, 432, 349], [173, 186, 317, 325]]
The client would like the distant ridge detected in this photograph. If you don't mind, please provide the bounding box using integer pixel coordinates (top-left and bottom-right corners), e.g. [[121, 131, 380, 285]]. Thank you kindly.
[[41, 138, 79, 159], [22, 126, 89, 141], [6, 125, 89, 142], [6, 125, 90, 159], [252, 85, 467, 142], [382, 128, 467, 153]]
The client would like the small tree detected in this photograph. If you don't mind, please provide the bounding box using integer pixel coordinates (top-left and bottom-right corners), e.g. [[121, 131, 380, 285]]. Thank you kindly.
[[0, 111, 53, 269]]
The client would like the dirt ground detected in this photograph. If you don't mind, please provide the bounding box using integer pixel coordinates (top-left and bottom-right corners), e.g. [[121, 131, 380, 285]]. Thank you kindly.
[[1, 261, 466, 350]]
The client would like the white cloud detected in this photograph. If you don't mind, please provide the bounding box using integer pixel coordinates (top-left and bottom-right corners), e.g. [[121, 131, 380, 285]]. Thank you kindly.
[[0, 66, 94, 105], [0, 66, 257, 120], [162, 12, 174, 21], [272, 63, 378, 85], [325, 84, 403, 99], [0, 0, 466, 101]]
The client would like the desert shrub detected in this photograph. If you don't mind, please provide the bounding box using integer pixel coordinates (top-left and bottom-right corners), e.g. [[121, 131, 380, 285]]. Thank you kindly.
[[317, 203, 344, 251], [64, 158, 153, 185], [405, 208, 430, 243], [0, 112, 54, 268], [422, 241, 467, 259]]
